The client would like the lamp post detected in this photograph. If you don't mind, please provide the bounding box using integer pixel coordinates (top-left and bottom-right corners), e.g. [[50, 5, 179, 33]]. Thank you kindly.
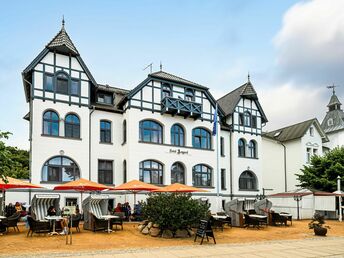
[[293, 195, 302, 220], [338, 176, 342, 222]]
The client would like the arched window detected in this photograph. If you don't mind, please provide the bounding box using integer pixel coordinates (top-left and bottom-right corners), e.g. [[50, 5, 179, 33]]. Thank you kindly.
[[43, 110, 59, 136], [238, 138, 246, 157], [171, 162, 185, 184], [139, 120, 163, 144], [244, 111, 251, 127], [65, 114, 80, 138], [123, 120, 127, 144], [171, 124, 185, 146], [56, 72, 69, 94], [100, 120, 111, 143], [42, 156, 80, 182], [139, 160, 163, 185], [123, 160, 127, 183], [239, 171, 257, 190], [193, 164, 212, 187], [192, 128, 211, 149], [162, 83, 172, 99], [248, 140, 257, 158], [185, 88, 194, 101]]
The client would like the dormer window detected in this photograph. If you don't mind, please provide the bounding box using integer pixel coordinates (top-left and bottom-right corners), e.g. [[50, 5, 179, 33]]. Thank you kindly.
[[56, 73, 69, 94], [328, 118, 334, 126], [97, 93, 113, 105], [185, 88, 194, 101], [162, 83, 172, 99]]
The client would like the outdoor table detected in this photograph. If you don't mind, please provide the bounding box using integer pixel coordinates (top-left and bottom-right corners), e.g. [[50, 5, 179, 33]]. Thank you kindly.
[[101, 215, 119, 233], [212, 215, 228, 220], [280, 213, 293, 225], [0, 216, 6, 221], [45, 216, 63, 235]]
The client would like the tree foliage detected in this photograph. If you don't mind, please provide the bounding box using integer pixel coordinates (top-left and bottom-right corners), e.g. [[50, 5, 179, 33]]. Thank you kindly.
[[296, 147, 344, 192], [0, 131, 29, 180], [141, 193, 209, 231]]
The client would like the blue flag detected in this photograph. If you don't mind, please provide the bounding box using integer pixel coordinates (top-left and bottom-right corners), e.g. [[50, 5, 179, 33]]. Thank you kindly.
[[212, 104, 218, 136]]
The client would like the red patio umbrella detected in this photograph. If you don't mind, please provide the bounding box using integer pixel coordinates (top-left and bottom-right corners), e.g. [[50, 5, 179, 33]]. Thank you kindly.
[[152, 183, 208, 193], [53, 178, 112, 211], [113, 180, 161, 204], [0, 176, 43, 216]]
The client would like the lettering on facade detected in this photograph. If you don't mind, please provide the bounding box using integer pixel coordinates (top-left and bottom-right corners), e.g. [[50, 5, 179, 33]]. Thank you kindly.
[[169, 149, 189, 155]]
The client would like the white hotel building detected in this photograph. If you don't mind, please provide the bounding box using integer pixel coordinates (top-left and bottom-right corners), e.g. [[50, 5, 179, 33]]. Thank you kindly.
[[12, 22, 268, 211]]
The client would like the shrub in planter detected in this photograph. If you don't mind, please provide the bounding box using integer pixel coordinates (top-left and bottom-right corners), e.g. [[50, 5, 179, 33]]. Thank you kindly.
[[308, 213, 330, 236], [141, 193, 209, 235]]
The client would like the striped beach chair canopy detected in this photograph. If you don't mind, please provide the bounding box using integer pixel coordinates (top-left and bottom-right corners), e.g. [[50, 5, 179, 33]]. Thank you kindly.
[[31, 194, 60, 221], [83, 194, 109, 218]]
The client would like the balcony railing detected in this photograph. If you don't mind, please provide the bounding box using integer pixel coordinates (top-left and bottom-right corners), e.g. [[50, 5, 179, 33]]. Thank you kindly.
[[161, 96, 202, 118]]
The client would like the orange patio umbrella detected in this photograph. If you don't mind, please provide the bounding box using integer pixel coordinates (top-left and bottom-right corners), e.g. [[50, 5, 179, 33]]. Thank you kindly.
[[113, 180, 161, 204], [53, 178, 112, 211], [0, 176, 43, 216], [152, 183, 208, 193]]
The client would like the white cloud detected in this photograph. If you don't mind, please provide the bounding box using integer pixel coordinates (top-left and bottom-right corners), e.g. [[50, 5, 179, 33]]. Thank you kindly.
[[259, 82, 327, 131], [274, 0, 344, 83]]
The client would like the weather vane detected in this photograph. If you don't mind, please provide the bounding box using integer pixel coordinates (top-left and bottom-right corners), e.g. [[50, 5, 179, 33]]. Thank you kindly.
[[327, 83, 340, 94]]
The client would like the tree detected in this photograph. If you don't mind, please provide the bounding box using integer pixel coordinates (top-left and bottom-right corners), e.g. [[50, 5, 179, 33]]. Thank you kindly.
[[0, 131, 29, 180], [296, 147, 344, 192]]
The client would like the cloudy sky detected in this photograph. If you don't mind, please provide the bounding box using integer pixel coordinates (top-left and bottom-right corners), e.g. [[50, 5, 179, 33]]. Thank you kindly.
[[0, 0, 343, 149]]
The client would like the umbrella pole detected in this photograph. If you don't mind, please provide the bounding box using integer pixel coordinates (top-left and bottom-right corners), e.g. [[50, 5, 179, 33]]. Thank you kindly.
[[1, 189, 4, 216]]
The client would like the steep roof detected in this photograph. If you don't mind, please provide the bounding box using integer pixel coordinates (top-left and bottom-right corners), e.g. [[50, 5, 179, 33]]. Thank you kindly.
[[321, 109, 344, 133], [217, 81, 267, 123], [149, 71, 207, 89], [46, 23, 79, 55], [264, 118, 328, 142], [327, 92, 341, 108]]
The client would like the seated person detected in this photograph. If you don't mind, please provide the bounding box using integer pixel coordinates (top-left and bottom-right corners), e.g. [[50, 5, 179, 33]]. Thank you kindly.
[[114, 203, 122, 213], [47, 206, 57, 216], [15, 202, 23, 213]]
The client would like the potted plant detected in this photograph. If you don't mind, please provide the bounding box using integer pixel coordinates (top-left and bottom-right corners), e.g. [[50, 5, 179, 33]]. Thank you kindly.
[[308, 213, 330, 236]]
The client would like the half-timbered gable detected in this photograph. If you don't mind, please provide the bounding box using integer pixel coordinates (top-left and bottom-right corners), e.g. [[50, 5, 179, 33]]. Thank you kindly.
[[120, 71, 223, 122], [218, 80, 267, 135], [22, 22, 96, 107]]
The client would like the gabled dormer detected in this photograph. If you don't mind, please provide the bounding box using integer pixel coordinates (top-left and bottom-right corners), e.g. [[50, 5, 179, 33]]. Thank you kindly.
[[119, 70, 224, 122], [22, 19, 97, 107], [321, 88, 344, 134], [217, 78, 267, 135]]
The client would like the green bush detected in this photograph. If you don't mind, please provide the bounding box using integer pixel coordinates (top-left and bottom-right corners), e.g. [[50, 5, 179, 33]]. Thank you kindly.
[[141, 193, 209, 232]]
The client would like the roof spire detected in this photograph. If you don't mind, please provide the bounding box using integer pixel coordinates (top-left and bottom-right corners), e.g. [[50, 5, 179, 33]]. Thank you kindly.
[[160, 61, 163, 71], [247, 72, 251, 83], [62, 15, 65, 29]]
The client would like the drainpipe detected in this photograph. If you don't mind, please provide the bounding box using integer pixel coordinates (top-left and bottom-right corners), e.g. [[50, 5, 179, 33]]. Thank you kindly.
[[229, 118, 233, 200], [24, 78, 33, 204], [280, 142, 287, 192], [89, 107, 95, 181]]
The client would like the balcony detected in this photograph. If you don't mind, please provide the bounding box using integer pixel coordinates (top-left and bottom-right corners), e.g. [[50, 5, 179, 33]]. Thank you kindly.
[[161, 97, 202, 118]]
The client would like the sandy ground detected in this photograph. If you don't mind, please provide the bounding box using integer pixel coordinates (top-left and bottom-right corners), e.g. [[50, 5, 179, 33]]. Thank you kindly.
[[0, 220, 343, 256]]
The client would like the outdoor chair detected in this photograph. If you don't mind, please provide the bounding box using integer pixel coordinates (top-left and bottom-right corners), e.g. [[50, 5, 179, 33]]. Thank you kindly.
[[27, 216, 50, 237], [280, 212, 293, 225], [209, 216, 224, 231], [4, 212, 21, 232], [0, 221, 7, 234], [112, 212, 124, 230], [68, 214, 81, 232], [271, 213, 288, 226], [244, 214, 260, 229], [91, 213, 108, 232]]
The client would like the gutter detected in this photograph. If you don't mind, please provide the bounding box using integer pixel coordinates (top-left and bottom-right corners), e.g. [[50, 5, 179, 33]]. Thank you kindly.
[[229, 116, 234, 200], [279, 141, 287, 192]]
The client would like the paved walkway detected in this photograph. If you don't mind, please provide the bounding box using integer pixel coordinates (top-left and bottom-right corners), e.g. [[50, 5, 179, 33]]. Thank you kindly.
[[40, 237, 344, 258]]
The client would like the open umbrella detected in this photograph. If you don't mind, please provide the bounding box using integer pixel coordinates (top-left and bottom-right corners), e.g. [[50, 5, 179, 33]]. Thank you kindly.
[[53, 178, 111, 212], [113, 180, 161, 204], [152, 183, 208, 193], [0, 176, 43, 216]]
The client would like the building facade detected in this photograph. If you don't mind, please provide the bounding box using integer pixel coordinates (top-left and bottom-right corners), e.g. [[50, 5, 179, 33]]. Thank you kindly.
[[7, 22, 269, 212]]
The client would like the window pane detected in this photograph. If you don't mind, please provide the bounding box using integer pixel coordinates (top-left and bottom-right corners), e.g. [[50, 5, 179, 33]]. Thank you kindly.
[[56, 78, 68, 94], [45, 75, 54, 91], [71, 80, 79, 96]]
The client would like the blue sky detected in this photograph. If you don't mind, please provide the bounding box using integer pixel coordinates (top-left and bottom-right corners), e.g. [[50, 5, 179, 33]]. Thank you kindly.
[[1, 0, 342, 149]]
